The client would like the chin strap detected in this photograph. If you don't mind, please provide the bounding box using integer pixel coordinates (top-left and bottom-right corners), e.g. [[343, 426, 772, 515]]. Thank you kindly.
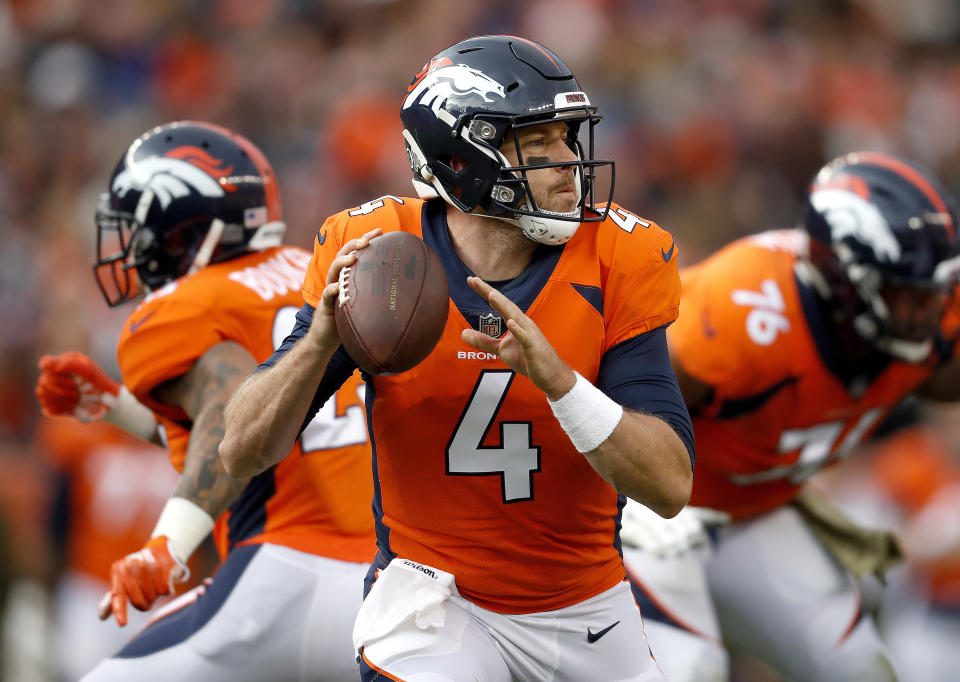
[[187, 218, 225, 275], [873, 335, 933, 363], [247, 220, 286, 250], [186, 218, 287, 277]]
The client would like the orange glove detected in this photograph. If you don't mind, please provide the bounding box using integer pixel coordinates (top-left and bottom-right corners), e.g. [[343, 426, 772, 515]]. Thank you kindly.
[[98, 536, 190, 627], [36, 351, 119, 422]]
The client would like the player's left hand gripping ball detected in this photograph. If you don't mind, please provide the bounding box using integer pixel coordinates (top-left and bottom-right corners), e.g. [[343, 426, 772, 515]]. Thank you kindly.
[[98, 536, 189, 626], [36, 351, 119, 422]]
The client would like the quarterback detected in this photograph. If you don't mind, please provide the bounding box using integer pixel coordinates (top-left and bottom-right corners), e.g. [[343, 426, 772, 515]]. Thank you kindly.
[[222, 35, 694, 681]]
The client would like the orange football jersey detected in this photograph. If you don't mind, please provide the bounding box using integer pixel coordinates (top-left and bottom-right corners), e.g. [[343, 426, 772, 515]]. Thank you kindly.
[[116, 246, 374, 562], [34, 418, 184, 581], [301, 196, 680, 613], [673, 230, 940, 519]]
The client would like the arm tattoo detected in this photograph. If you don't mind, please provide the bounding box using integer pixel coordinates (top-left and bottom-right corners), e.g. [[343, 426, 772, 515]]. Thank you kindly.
[[156, 341, 258, 517]]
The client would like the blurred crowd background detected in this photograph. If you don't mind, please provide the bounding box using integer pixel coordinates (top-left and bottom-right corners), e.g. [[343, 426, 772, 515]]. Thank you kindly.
[[1, 0, 959, 679]]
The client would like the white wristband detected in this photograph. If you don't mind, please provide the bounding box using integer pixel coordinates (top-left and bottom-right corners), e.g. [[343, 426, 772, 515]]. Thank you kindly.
[[151, 497, 216, 564], [103, 385, 158, 441], [548, 372, 623, 453]]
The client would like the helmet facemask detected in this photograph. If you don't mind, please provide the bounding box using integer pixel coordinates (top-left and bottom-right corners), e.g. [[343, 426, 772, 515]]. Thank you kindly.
[[487, 113, 612, 244], [844, 258, 944, 363], [93, 192, 145, 307], [93, 188, 213, 306], [407, 110, 612, 245]]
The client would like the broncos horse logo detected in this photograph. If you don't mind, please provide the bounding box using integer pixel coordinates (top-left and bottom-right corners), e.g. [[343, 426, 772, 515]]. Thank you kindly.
[[112, 147, 235, 209], [402, 64, 506, 122], [810, 187, 902, 264]]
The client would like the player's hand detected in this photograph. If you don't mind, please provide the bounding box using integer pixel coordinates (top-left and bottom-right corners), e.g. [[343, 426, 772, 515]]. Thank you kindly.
[[621, 501, 730, 557], [621, 502, 706, 557], [310, 228, 383, 351], [98, 536, 189, 627], [36, 351, 120, 422], [462, 276, 575, 399]]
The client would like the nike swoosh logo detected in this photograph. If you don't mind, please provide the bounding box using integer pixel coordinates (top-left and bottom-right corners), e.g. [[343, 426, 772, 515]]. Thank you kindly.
[[661, 241, 676, 262], [586, 620, 620, 643], [317, 230, 327, 246], [129, 310, 156, 333]]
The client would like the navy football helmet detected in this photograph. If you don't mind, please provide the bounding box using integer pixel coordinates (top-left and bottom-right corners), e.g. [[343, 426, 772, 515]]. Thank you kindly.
[[93, 121, 285, 306], [400, 35, 614, 245], [800, 151, 960, 362]]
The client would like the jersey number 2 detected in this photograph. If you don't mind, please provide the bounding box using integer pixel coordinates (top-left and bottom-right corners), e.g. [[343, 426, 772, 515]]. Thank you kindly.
[[272, 306, 367, 451], [446, 370, 541, 503]]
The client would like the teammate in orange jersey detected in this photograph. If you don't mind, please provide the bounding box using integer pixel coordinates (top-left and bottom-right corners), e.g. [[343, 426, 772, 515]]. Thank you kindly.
[[664, 152, 960, 681], [31, 416, 185, 680], [36, 121, 374, 681], [221, 35, 694, 681]]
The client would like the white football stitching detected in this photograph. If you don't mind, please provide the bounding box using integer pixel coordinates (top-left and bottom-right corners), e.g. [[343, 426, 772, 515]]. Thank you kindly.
[[337, 266, 352, 307]]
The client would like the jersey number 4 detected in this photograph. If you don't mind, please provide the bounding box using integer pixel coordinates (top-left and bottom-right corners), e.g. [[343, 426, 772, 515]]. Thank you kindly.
[[447, 370, 541, 503]]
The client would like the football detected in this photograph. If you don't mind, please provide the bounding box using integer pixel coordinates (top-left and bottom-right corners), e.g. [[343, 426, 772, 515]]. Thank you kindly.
[[334, 231, 449, 375]]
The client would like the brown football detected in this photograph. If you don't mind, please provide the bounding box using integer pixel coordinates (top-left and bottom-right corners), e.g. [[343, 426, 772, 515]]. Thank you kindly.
[[334, 231, 449, 375]]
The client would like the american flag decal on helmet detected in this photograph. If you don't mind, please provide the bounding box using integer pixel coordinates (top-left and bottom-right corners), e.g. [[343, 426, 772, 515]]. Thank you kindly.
[[244, 206, 268, 227]]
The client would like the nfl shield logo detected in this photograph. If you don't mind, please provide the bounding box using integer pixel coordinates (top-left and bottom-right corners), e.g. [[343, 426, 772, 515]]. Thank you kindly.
[[478, 312, 502, 337]]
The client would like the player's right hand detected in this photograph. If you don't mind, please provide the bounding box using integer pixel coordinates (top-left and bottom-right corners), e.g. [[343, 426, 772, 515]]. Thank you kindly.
[[36, 351, 120, 422], [312, 228, 382, 350], [620, 501, 729, 557], [98, 536, 189, 627], [462, 276, 574, 399]]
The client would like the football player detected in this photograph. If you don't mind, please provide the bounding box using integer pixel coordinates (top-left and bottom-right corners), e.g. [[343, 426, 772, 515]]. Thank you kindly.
[[667, 151, 960, 680], [36, 122, 374, 681], [220, 35, 694, 681], [30, 416, 180, 680]]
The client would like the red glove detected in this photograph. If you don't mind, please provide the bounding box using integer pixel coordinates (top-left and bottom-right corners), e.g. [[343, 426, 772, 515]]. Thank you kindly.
[[98, 536, 189, 627], [36, 351, 119, 422]]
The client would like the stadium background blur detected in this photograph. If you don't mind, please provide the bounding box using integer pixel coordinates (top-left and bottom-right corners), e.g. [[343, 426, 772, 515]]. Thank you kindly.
[[1, 0, 959, 680]]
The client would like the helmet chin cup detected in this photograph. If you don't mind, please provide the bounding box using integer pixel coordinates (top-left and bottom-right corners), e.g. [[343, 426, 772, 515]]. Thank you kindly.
[[875, 336, 933, 363], [511, 213, 580, 245]]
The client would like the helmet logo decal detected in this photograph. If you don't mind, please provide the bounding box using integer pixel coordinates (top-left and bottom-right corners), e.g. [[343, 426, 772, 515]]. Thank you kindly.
[[810, 187, 901, 263], [164, 146, 236, 190], [403, 64, 506, 122], [406, 56, 453, 93], [112, 153, 229, 210], [811, 172, 870, 200]]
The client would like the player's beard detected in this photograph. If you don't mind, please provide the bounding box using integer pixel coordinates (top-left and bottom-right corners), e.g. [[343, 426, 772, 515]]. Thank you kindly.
[[530, 172, 578, 214], [488, 216, 538, 253]]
